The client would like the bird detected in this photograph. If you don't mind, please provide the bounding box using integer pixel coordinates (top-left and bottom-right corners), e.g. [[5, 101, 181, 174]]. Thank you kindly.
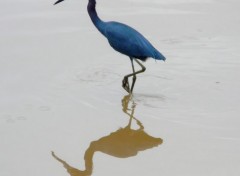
[[54, 0, 166, 93]]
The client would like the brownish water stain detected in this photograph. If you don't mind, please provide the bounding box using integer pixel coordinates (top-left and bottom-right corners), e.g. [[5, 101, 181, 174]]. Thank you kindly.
[[52, 94, 163, 176]]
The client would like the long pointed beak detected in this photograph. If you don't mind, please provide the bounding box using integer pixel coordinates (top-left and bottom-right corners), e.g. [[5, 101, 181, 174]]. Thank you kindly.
[[54, 0, 65, 5]]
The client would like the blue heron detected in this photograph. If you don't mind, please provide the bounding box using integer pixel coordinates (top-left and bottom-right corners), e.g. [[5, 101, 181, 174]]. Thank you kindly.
[[54, 0, 166, 93]]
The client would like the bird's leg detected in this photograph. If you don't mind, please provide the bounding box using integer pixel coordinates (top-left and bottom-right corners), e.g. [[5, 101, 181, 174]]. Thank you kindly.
[[122, 58, 146, 93], [134, 59, 146, 74], [122, 58, 132, 93], [122, 58, 135, 93], [130, 59, 146, 92], [122, 76, 130, 93], [130, 58, 137, 93]]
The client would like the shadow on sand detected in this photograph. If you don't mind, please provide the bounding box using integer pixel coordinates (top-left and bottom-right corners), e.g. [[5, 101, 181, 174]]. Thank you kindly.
[[52, 94, 163, 176]]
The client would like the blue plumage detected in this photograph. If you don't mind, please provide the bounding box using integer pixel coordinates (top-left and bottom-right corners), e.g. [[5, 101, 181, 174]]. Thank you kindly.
[[104, 22, 166, 61], [54, 0, 166, 93], [86, 0, 166, 61]]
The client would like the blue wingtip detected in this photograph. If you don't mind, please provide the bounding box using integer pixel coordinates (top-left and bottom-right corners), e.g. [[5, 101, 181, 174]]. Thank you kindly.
[[154, 50, 166, 61]]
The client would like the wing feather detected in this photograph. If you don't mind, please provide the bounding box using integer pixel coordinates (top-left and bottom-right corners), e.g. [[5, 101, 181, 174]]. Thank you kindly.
[[103, 22, 165, 61]]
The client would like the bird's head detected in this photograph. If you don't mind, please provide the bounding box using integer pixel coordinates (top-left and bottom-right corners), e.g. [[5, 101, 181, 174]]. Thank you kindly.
[[54, 0, 95, 5], [54, 0, 65, 5]]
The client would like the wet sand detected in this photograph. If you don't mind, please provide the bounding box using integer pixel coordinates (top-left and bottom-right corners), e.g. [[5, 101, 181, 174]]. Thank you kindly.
[[1, 0, 240, 176]]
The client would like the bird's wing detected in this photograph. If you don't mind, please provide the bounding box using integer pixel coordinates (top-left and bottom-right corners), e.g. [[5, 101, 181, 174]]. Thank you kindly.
[[103, 22, 160, 60]]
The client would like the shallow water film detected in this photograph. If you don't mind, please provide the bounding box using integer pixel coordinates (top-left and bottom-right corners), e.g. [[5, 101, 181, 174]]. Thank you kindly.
[[1, 0, 240, 176]]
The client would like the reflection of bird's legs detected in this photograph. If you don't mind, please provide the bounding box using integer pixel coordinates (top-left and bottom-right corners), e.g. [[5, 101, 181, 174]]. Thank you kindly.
[[122, 95, 144, 130], [122, 58, 146, 93], [127, 99, 135, 128], [122, 94, 131, 113]]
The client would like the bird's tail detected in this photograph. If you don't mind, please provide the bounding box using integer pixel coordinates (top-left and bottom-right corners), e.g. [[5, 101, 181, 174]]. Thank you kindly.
[[153, 49, 166, 61]]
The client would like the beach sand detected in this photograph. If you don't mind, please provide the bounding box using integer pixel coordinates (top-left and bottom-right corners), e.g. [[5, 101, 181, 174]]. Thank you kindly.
[[1, 0, 240, 175]]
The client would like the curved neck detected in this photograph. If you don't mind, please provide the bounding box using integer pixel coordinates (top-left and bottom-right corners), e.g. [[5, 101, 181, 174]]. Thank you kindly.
[[87, 0, 105, 35]]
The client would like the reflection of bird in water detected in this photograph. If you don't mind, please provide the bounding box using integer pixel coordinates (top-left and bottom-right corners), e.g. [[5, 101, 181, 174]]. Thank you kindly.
[[52, 95, 163, 176], [54, 0, 166, 93]]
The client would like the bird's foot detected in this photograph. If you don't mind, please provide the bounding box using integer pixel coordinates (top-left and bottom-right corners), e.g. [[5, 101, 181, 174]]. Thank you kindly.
[[122, 77, 131, 93]]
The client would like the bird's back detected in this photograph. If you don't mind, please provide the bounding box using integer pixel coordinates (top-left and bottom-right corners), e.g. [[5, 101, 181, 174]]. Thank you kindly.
[[103, 22, 166, 61]]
